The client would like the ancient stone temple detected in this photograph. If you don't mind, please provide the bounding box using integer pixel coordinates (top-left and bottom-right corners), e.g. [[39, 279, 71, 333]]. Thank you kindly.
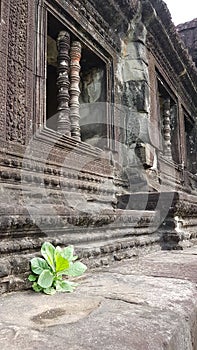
[[177, 18, 197, 68], [0, 0, 197, 293]]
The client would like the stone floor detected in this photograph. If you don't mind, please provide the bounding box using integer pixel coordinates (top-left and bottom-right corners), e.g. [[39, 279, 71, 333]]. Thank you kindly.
[[1, 246, 197, 350]]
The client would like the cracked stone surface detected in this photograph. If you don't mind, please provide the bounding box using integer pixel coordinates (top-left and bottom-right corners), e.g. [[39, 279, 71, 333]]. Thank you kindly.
[[1, 247, 197, 349]]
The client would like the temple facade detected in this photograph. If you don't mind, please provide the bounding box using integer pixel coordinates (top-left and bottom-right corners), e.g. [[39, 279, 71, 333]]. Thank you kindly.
[[0, 0, 197, 293], [177, 18, 197, 68]]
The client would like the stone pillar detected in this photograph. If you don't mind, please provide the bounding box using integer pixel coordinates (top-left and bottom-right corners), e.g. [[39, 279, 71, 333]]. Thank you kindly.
[[56, 31, 71, 136], [69, 41, 82, 141], [163, 98, 172, 159]]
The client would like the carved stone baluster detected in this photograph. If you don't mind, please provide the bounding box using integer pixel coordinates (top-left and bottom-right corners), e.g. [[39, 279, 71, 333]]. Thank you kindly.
[[163, 98, 172, 159], [56, 31, 71, 136], [69, 41, 82, 141]]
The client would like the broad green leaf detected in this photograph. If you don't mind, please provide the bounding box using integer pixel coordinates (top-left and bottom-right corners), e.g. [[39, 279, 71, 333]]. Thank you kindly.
[[41, 242, 56, 272], [32, 282, 43, 292], [63, 261, 87, 277], [28, 274, 37, 282], [31, 257, 50, 275], [55, 248, 70, 272], [72, 255, 78, 261], [43, 287, 56, 295], [61, 245, 75, 262], [56, 280, 78, 293], [54, 246, 62, 255], [37, 269, 54, 289]]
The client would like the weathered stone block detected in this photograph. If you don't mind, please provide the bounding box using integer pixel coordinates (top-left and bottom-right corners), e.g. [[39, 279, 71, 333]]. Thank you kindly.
[[123, 80, 150, 112], [123, 59, 149, 82]]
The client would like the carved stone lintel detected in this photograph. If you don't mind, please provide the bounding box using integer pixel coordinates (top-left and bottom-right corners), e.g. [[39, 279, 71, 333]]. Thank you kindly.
[[56, 31, 71, 136], [69, 41, 82, 141], [163, 98, 172, 159]]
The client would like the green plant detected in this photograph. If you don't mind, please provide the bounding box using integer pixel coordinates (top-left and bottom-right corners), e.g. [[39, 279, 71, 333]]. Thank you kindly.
[[28, 242, 87, 295]]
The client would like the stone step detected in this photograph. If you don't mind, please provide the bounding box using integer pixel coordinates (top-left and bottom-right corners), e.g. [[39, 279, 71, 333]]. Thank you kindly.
[[0, 205, 159, 237], [117, 191, 178, 210], [0, 206, 161, 294], [0, 231, 162, 294], [0, 194, 162, 294]]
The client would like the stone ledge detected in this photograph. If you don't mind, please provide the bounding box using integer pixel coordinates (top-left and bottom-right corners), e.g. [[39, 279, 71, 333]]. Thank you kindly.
[[0, 232, 162, 293], [1, 246, 197, 349]]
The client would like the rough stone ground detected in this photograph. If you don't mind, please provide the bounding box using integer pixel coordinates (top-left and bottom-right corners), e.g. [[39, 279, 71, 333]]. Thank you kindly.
[[1, 247, 197, 350]]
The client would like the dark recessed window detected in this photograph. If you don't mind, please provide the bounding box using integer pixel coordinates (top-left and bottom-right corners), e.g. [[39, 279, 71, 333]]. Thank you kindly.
[[46, 12, 107, 147]]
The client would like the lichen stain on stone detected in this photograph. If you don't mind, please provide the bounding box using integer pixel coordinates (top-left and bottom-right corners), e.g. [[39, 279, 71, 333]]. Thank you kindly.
[[121, 39, 128, 58], [31, 308, 66, 324]]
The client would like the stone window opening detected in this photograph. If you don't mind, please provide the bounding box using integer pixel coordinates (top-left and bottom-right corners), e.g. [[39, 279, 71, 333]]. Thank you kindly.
[[184, 113, 197, 174], [46, 12, 107, 147], [79, 48, 107, 147], [157, 77, 180, 164]]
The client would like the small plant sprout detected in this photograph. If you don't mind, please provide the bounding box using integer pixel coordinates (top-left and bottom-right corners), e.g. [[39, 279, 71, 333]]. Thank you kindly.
[[28, 242, 87, 295]]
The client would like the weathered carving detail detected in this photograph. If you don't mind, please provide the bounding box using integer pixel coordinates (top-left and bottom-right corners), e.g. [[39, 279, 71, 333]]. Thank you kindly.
[[177, 19, 197, 67], [56, 31, 71, 136], [6, 0, 28, 144], [58, 0, 120, 50], [70, 41, 82, 141], [0, 155, 114, 195], [146, 24, 197, 113], [163, 98, 172, 158]]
